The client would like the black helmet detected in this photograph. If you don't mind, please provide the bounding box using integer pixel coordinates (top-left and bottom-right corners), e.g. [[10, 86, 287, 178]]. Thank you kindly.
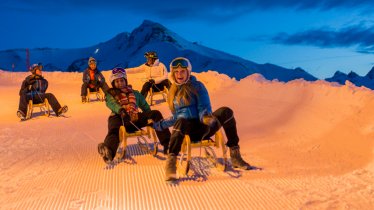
[[30, 63, 40, 74], [144, 51, 158, 59]]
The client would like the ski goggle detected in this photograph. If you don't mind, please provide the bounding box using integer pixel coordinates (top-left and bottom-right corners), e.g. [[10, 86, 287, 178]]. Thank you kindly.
[[147, 54, 157, 59], [112, 67, 125, 74], [171, 59, 189, 69]]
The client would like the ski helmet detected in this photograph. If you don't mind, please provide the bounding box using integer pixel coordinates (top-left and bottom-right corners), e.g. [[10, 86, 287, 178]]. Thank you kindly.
[[144, 51, 158, 59], [109, 67, 127, 87], [30, 63, 40, 75], [88, 57, 96, 65], [169, 57, 192, 85]]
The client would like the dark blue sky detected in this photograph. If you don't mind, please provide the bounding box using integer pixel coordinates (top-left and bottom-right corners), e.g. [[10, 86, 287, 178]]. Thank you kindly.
[[2, 0, 374, 78]]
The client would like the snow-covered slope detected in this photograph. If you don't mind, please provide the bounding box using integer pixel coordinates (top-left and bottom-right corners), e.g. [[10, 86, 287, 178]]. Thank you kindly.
[[1, 70, 374, 209], [0, 20, 317, 82]]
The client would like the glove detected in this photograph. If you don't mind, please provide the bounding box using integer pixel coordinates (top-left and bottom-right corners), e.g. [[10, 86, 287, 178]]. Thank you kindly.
[[118, 108, 128, 119], [129, 112, 138, 122], [202, 115, 218, 128], [148, 79, 155, 85]]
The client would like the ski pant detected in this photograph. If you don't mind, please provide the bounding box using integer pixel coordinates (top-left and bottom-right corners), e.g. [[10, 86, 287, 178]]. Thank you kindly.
[[141, 79, 170, 98], [103, 110, 171, 155], [168, 107, 239, 155], [81, 81, 109, 96], [18, 92, 62, 115]]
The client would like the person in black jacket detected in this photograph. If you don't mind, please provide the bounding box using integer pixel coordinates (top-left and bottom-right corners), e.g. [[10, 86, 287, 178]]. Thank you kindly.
[[16, 64, 68, 120], [81, 57, 109, 103]]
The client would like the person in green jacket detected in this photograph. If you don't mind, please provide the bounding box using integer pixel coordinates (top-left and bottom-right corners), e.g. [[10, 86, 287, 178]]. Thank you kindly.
[[97, 67, 171, 163]]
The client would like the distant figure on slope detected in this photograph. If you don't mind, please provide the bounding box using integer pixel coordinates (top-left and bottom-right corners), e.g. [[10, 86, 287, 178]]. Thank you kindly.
[[81, 57, 109, 103], [16, 64, 68, 120], [97, 67, 171, 163], [126, 51, 170, 98], [152, 57, 253, 182]]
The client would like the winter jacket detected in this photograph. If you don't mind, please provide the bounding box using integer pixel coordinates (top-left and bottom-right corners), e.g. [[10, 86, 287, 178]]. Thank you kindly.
[[158, 76, 212, 129], [19, 74, 48, 97], [126, 59, 168, 84], [82, 68, 106, 86], [105, 88, 151, 116]]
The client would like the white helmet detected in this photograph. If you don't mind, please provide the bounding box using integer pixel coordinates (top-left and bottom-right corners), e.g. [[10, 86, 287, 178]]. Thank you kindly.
[[109, 67, 127, 85], [169, 57, 192, 85]]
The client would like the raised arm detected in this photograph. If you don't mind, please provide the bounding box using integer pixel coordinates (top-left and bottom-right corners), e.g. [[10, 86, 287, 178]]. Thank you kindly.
[[126, 64, 145, 74]]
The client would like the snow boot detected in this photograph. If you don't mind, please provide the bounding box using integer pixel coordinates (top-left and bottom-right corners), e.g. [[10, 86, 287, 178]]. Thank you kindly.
[[98, 143, 113, 164], [229, 146, 252, 170], [16, 110, 26, 120], [57, 105, 68, 116], [165, 153, 177, 182]]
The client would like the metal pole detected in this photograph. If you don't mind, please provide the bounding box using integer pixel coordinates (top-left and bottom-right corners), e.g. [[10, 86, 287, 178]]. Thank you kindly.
[[26, 48, 30, 71]]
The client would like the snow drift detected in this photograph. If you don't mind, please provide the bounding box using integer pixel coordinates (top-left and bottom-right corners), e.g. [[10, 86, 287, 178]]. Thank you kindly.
[[0, 70, 373, 209]]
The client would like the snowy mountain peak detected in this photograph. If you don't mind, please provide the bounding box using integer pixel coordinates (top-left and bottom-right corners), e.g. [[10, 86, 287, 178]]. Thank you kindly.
[[127, 20, 182, 50], [0, 20, 317, 82], [140, 20, 165, 29], [347, 71, 359, 78], [332, 71, 347, 77]]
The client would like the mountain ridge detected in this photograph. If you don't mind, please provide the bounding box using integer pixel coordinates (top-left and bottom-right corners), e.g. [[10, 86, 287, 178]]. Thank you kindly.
[[326, 67, 374, 89], [0, 20, 317, 82]]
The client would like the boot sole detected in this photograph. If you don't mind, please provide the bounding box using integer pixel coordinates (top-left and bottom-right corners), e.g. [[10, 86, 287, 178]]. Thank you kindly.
[[165, 177, 178, 185], [233, 165, 262, 170], [165, 173, 177, 181]]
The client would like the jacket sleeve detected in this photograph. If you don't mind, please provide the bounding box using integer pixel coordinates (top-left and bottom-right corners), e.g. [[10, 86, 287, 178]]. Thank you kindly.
[[154, 63, 168, 84], [196, 82, 212, 122], [20, 75, 36, 95], [105, 93, 122, 114], [82, 70, 89, 83], [159, 115, 177, 129], [25, 75, 35, 86], [19, 79, 29, 96], [126, 65, 144, 74], [134, 91, 151, 112], [97, 71, 106, 83]]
